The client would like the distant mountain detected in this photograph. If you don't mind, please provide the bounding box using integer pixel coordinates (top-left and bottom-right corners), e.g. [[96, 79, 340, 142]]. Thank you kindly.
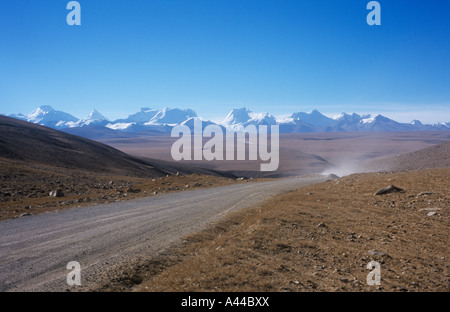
[[290, 109, 336, 128], [278, 111, 450, 133], [221, 107, 277, 131], [180, 117, 222, 131], [113, 107, 160, 124], [146, 108, 197, 125], [75, 109, 109, 127], [105, 107, 197, 131], [6, 106, 450, 138], [10, 105, 80, 129]]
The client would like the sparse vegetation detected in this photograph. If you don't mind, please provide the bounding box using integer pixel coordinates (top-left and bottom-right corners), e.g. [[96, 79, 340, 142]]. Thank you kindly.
[[127, 168, 449, 292]]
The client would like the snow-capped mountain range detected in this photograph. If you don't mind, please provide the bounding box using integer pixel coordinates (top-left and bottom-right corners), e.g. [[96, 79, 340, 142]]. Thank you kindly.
[[6, 105, 450, 135]]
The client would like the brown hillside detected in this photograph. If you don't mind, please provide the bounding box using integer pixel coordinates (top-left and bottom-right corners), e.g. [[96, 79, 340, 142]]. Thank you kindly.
[[366, 141, 450, 172], [0, 115, 166, 177]]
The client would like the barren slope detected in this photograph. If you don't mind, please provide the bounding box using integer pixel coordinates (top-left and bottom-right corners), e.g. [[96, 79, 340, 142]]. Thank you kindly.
[[0, 115, 166, 177], [365, 141, 450, 172], [133, 168, 449, 292]]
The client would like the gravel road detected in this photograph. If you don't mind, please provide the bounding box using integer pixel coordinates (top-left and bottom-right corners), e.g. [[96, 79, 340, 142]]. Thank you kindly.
[[0, 177, 324, 292]]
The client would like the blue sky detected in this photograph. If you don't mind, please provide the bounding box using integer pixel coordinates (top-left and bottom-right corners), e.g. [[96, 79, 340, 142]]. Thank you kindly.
[[1, 0, 449, 124]]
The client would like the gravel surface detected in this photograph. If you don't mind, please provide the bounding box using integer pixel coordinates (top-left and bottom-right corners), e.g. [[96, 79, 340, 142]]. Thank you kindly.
[[0, 177, 324, 292]]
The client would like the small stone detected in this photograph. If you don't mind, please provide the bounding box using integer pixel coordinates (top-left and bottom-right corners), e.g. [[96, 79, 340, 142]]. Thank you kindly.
[[126, 187, 141, 193], [427, 211, 437, 217], [368, 250, 386, 257], [20, 213, 32, 217], [417, 191, 434, 196], [49, 189, 64, 197]]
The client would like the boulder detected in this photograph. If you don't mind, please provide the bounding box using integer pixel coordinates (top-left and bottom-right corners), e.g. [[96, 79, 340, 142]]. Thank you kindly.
[[374, 185, 405, 195]]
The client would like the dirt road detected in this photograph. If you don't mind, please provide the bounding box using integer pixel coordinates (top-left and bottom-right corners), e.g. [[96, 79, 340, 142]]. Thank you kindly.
[[0, 177, 324, 292]]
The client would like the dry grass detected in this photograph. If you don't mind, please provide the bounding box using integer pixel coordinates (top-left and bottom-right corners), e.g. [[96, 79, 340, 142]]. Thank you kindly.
[[131, 168, 449, 292], [0, 157, 255, 221]]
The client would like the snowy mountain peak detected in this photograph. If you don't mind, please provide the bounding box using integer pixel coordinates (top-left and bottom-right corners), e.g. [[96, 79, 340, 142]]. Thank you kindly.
[[334, 112, 361, 119], [222, 107, 251, 125], [290, 110, 334, 128], [309, 109, 322, 115], [28, 105, 55, 119], [38, 105, 55, 111], [24, 105, 79, 128], [86, 109, 107, 121], [75, 109, 109, 127], [146, 108, 198, 125], [361, 114, 378, 124], [221, 108, 278, 131]]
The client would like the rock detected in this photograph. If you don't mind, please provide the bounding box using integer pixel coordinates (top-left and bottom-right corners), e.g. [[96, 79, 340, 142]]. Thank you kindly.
[[317, 222, 327, 228], [126, 187, 141, 193], [419, 208, 441, 211], [427, 211, 437, 217], [49, 189, 64, 197], [374, 185, 405, 196], [20, 213, 32, 217], [417, 191, 434, 196], [368, 250, 386, 257]]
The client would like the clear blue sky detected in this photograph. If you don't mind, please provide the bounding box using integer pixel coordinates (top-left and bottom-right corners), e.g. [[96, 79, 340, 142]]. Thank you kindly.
[[1, 0, 449, 123]]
